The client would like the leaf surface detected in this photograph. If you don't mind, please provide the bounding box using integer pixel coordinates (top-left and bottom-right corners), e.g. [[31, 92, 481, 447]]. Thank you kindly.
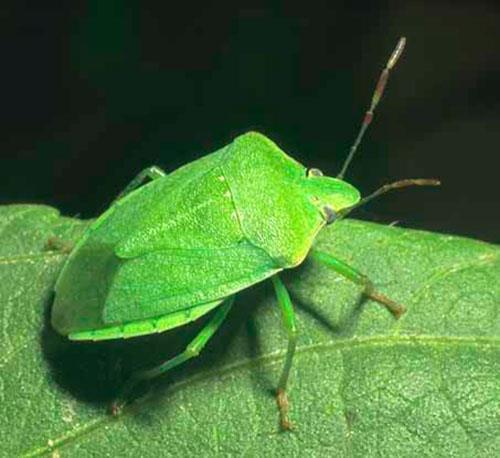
[[0, 205, 498, 457]]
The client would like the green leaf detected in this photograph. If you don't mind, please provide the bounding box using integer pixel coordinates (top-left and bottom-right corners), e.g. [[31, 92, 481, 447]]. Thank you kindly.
[[1, 204, 498, 457]]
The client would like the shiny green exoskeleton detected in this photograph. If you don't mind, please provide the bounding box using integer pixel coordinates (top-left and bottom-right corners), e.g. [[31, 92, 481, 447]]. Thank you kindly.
[[52, 131, 361, 340], [52, 38, 438, 429]]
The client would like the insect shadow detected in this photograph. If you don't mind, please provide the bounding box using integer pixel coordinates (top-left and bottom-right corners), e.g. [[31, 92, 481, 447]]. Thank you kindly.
[[41, 265, 365, 419], [41, 284, 273, 408]]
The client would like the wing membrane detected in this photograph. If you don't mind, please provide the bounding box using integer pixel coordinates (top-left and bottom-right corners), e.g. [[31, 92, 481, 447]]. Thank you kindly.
[[104, 241, 278, 323]]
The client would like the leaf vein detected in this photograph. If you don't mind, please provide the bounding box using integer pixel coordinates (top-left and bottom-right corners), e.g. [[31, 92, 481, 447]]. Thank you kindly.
[[23, 334, 499, 457]]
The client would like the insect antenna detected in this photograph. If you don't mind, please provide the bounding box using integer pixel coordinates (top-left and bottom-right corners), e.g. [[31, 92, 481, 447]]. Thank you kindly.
[[337, 37, 406, 180], [338, 178, 441, 218]]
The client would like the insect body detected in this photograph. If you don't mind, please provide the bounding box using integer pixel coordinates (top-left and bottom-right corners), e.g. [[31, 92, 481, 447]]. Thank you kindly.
[[52, 132, 360, 340], [51, 38, 438, 429]]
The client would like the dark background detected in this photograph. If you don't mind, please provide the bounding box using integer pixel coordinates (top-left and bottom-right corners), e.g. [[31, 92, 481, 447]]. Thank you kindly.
[[1, 1, 498, 242]]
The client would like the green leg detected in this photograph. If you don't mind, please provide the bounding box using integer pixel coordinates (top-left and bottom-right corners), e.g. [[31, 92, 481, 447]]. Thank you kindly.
[[271, 275, 297, 431], [115, 165, 166, 201], [113, 296, 234, 413], [309, 248, 405, 318]]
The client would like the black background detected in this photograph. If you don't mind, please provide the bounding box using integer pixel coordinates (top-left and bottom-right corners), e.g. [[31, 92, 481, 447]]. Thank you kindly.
[[1, 1, 499, 242]]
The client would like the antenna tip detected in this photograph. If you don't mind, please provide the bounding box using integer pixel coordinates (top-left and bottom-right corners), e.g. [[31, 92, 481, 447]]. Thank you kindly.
[[415, 178, 441, 186], [387, 37, 407, 69]]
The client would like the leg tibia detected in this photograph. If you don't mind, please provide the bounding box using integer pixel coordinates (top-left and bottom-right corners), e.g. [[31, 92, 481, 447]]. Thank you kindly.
[[112, 296, 234, 412], [115, 165, 167, 201], [309, 248, 405, 318], [271, 275, 298, 430]]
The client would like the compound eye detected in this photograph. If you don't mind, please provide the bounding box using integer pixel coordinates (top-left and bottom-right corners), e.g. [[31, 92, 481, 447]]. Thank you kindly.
[[323, 205, 337, 225], [307, 168, 323, 177]]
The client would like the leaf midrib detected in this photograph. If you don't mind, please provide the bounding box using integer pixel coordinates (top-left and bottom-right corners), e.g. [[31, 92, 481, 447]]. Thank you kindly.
[[0, 252, 66, 265], [22, 334, 499, 457]]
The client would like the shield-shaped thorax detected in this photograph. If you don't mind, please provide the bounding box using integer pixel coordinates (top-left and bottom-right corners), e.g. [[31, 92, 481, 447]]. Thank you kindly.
[[222, 132, 325, 267]]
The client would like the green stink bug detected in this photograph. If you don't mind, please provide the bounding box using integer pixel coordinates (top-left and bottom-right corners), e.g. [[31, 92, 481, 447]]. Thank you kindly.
[[51, 37, 438, 429]]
